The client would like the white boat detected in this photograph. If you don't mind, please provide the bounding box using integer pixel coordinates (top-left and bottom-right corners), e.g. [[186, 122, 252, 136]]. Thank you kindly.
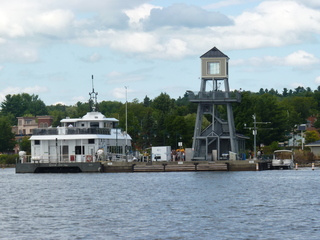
[[19, 85, 132, 166], [272, 150, 294, 169]]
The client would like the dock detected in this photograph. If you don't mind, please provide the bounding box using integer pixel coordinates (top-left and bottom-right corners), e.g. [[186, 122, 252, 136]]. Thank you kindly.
[[102, 160, 271, 173], [15, 160, 271, 173]]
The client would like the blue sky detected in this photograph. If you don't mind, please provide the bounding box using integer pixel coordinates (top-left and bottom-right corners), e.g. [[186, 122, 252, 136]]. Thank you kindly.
[[0, 0, 320, 105]]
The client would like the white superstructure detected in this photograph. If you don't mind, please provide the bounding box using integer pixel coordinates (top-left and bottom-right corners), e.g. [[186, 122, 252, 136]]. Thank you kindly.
[[30, 79, 132, 163], [30, 111, 131, 163]]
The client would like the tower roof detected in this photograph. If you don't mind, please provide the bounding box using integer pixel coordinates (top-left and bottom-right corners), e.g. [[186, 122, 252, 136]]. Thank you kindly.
[[200, 47, 229, 59]]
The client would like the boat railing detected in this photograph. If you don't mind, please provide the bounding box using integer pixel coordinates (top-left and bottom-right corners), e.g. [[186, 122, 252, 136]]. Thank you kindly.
[[17, 153, 133, 164], [33, 127, 111, 135]]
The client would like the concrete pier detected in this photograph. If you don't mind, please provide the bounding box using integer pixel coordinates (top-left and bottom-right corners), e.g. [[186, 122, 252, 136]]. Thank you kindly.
[[15, 160, 271, 173], [102, 160, 272, 173]]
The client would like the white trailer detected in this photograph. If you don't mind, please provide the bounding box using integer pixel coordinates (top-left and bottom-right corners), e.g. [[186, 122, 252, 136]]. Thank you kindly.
[[151, 146, 171, 161]]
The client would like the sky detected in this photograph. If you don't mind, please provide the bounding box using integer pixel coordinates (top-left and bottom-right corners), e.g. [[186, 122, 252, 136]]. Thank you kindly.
[[1, 0, 320, 106]]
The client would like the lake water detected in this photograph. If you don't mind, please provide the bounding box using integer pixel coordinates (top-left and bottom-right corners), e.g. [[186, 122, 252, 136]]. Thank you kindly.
[[1, 167, 320, 240]]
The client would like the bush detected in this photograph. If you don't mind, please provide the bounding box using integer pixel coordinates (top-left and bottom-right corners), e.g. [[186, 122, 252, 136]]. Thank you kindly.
[[0, 154, 18, 164], [294, 150, 315, 164], [262, 141, 282, 155]]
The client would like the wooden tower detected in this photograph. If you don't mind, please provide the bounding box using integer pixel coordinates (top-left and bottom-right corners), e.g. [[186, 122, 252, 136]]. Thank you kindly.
[[188, 47, 244, 160]]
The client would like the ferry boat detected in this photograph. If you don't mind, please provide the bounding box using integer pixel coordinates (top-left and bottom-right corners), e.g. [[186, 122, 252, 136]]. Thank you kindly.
[[16, 84, 132, 173], [271, 150, 294, 169]]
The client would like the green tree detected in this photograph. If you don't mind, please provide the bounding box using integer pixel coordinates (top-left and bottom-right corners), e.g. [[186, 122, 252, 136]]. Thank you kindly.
[[281, 96, 317, 124], [151, 93, 173, 113], [305, 130, 320, 144], [143, 96, 151, 107], [0, 117, 16, 153], [20, 136, 31, 154], [254, 94, 287, 145], [99, 101, 123, 117], [1, 93, 47, 125]]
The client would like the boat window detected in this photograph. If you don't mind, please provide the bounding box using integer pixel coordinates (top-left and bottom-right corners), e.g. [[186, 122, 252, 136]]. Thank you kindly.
[[88, 139, 95, 144], [35, 140, 40, 145], [75, 146, 85, 155], [90, 122, 99, 128]]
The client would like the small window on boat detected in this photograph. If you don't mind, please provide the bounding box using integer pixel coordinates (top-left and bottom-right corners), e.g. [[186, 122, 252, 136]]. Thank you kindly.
[[35, 140, 40, 145], [75, 146, 85, 155], [88, 139, 95, 144], [90, 122, 99, 128]]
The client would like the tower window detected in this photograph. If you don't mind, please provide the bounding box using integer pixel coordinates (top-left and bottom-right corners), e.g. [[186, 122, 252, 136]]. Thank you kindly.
[[207, 62, 220, 75]]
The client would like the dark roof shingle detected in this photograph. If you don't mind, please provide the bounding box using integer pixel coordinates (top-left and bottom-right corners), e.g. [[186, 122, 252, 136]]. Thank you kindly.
[[200, 46, 229, 59]]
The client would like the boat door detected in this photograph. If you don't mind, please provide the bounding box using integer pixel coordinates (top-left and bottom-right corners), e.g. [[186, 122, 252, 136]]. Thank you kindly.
[[89, 147, 95, 161], [34, 146, 41, 157], [49, 146, 58, 162], [62, 145, 68, 161]]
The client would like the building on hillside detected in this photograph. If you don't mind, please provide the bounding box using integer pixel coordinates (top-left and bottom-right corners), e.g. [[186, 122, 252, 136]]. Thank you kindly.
[[287, 134, 304, 147], [12, 116, 53, 153], [305, 140, 320, 157]]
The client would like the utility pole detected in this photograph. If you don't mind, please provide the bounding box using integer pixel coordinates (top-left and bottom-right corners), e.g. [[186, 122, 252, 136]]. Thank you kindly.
[[244, 114, 271, 160], [125, 86, 128, 161]]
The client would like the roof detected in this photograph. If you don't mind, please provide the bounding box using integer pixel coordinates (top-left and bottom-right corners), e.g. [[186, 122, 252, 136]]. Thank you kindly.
[[30, 134, 132, 141], [60, 111, 118, 123], [274, 150, 293, 153], [200, 47, 229, 59], [305, 140, 320, 146]]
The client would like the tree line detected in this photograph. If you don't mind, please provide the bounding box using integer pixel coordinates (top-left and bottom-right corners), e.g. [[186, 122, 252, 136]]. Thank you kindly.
[[1, 86, 320, 153]]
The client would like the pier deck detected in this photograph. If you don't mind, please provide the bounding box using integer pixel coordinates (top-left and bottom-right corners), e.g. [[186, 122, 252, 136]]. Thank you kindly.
[[16, 160, 271, 173]]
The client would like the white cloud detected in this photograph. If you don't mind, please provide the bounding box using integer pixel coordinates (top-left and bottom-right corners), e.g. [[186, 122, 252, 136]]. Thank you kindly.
[[315, 76, 320, 85], [106, 71, 144, 84], [80, 53, 102, 63], [80, 0, 320, 60], [29, 9, 75, 37], [231, 50, 320, 69], [0, 43, 39, 63], [143, 3, 233, 30], [205, 0, 257, 9], [0, 85, 48, 102], [71, 95, 87, 103], [124, 4, 161, 25], [109, 31, 159, 53], [224, 1, 320, 49], [284, 51, 320, 66], [1, 0, 320, 63], [0, 3, 75, 39], [111, 87, 134, 99], [291, 82, 305, 89], [295, 0, 320, 8]]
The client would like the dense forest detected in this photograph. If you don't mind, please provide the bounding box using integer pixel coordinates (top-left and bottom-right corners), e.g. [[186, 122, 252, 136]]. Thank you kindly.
[[1, 86, 320, 153]]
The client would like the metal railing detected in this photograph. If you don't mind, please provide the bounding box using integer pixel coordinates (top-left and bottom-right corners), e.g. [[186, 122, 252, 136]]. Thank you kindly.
[[187, 91, 241, 102], [33, 127, 111, 135], [17, 153, 133, 164]]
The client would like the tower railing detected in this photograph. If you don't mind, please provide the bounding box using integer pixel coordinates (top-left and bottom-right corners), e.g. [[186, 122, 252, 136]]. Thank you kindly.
[[187, 91, 241, 102]]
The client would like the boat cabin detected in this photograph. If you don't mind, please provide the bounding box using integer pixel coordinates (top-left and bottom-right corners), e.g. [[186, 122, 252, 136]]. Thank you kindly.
[[30, 111, 132, 163]]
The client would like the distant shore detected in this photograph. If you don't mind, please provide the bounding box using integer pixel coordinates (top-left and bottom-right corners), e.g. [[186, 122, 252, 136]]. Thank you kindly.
[[0, 164, 15, 168]]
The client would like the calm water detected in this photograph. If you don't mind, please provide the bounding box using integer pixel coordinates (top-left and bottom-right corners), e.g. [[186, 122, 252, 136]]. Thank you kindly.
[[1, 167, 320, 240]]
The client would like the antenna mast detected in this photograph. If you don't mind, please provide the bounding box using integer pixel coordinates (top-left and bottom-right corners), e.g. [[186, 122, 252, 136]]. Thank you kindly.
[[89, 75, 98, 112]]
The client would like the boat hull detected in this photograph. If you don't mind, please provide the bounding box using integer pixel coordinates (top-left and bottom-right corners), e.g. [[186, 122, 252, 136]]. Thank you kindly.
[[16, 162, 103, 173], [272, 160, 294, 169]]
